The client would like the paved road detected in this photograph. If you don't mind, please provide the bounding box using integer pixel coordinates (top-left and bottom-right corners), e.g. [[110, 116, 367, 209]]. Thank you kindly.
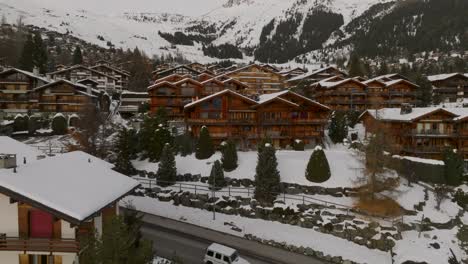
[[138, 211, 327, 264]]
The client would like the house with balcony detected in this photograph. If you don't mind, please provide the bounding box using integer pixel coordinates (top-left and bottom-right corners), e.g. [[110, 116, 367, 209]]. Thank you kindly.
[[184, 89, 331, 149], [359, 105, 468, 160], [0, 137, 139, 264], [221, 64, 286, 95], [286, 66, 348, 86], [29, 80, 108, 113], [118, 91, 150, 115], [152, 65, 201, 80], [90, 64, 130, 90], [47, 65, 119, 94], [427, 73, 468, 103], [310, 77, 369, 111], [0, 69, 49, 114], [364, 77, 419, 108]]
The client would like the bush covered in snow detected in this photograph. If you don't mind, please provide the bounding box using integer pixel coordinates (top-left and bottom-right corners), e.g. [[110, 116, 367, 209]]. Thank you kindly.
[[51, 114, 68, 135], [292, 139, 304, 151], [305, 146, 331, 183]]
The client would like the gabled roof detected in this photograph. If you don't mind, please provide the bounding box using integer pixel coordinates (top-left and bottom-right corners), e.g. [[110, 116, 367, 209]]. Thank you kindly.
[[154, 73, 191, 84], [147, 81, 178, 91], [0, 151, 139, 225], [90, 64, 130, 77], [427, 73, 468, 82], [254, 95, 299, 108], [77, 78, 99, 85], [287, 66, 348, 83], [313, 78, 367, 89], [184, 89, 257, 109], [201, 78, 224, 86], [225, 64, 284, 78], [256, 90, 330, 110], [360, 107, 468, 122], [384, 79, 419, 88], [48, 65, 118, 80], [33, 79, 99, 97], [173, 78, 203, 87], [0, 68, 50, 84], [153, 65, 202, 76], [222, 78, 249, 88]]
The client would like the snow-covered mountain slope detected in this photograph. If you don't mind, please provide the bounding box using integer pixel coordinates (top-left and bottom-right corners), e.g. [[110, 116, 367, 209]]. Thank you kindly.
[[1, 0, 465, 64]]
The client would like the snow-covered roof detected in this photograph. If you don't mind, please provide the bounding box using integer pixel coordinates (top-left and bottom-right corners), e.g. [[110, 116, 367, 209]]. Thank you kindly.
[[48, 65, 118, 80], [363, 107, 468, 122], [0, 151, 139, 224], [257, 90, 289, 104], [207, 243, 237, 256], [287, 66, 347, 82], [34, 79, 99, 97], [313, 77, 366, 89], [0, 68, 50, 84], [0, 136, 44, 163], [184, 89, 257, 109], [427, 73, 467, 82]]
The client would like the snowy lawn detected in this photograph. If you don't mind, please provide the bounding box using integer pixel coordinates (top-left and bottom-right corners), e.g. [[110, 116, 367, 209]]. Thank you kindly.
[[133, 145, 397, 188], [123, 196, 391, 264]]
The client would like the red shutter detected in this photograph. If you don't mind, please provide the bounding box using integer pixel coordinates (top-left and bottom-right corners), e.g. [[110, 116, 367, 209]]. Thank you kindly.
[[30, 210, 54, 238]]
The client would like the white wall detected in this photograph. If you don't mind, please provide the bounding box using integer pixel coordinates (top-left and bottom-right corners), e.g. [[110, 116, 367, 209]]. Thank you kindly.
[[94, 214, 103, 236], [0, 193, 19, 237], [61, 220, 76, 239], [62, 254, 78, 264], [0, 252, 20, 264]]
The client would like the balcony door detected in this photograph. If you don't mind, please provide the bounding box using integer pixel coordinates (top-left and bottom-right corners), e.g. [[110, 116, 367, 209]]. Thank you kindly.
[[29, 210, 54, 239]]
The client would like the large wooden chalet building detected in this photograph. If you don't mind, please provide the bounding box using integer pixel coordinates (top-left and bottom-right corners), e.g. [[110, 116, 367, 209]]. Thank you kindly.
[[360, 105, 468, 160], [427, 73, 468, 103], [0, 137, 139, 264], [184, 89, 331, 149]]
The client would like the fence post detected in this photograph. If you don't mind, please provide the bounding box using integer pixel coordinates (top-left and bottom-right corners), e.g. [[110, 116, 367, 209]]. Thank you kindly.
[[247, 188, 250, 197], [195, 185, 197, 195], [149, 179, 152, 189], [283, 192, 286, 203], [228, 186, 231, 197], [302, 195, 305, 205], [179, 183, 182, 192]]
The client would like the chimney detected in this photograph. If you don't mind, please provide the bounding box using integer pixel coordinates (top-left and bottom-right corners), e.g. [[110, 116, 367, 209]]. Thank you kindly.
[[400, 103, 412, 115], [0, 154, 17, 169], [32, 66, 40, 76]]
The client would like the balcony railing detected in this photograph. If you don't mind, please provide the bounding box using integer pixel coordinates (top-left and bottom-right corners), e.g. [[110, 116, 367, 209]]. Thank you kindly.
[[0, 236, 79, 253], [403, 146, 450, 154], [409, 129, 456, 137]]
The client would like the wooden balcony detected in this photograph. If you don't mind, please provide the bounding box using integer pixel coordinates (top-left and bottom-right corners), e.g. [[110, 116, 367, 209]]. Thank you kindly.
[[407, 129, 457, 137], [186, 118, 228, 125], [0, 237, 79, 253], [403, 146, 450, 154]]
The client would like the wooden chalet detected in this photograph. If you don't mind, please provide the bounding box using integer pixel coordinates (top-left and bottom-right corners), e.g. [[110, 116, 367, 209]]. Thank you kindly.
[[184, 89, 330, 149], [311, 77, 369, 111], [427, 73, 468, 102], [118, 91, 150, 115], [0, 138, 139, 264], [359, 106, 468, 160], [46, 65, 119, 94], [90, 64, 130, 90], [152, 65, 201, 80], [287, 66, 348, 86], [0, 69, 49, 114], [223, 64, 286, 95], [30, 80, 107, 113], [364, 77, 419, 108]]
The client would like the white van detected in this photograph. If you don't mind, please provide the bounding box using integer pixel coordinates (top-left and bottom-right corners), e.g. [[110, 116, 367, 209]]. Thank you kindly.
[[203, 243, 250, 264]]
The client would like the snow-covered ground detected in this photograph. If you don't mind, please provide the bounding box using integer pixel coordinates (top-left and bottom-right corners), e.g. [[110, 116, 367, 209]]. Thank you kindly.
[[133, 144, 397, 188]]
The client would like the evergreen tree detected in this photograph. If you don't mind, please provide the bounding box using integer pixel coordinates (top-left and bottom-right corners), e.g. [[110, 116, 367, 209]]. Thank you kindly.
[[208, 160, 225, 189], [195, 126, 214, 160], [73, 46, 83, 65], [79, 214, 154, 264], [19, 34, 34, 71], [415, 74, 433, 107], [328, 111, 348, 143], [377, 61, 389, 75], [221, 140, 238, 172], [114, 127, 136, 176], [32, 32, 47, 73], [305, 146, 331, 183], [51, 115, 68, 135], [443, 148, 464, 186], [156, 144, 177, 187], [363, 132, 389, 198], [138, 115, 173, 162], [175, 132, 193, 157], [347, 52, 365, 77], [254, 143, 280, 204], [127, 47, 152, 91]]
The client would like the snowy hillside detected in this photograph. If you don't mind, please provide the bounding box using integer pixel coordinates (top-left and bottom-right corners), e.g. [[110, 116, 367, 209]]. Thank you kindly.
[[1, 0, 464, 64]]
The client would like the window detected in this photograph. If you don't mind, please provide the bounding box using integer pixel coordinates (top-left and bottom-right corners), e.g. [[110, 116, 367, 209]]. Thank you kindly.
[[213, 98, 222, 109], [207, 250, 214, 257], [215, 253, 222, 259], [223, 256, 231, 263]]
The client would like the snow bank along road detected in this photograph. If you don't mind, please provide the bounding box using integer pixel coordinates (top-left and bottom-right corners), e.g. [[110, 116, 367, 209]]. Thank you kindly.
[[133, 210, 327, 264]]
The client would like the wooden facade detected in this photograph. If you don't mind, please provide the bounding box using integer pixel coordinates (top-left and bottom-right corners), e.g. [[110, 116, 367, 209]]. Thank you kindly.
[[223, 64, 286, 95], [152, 65, 201, 80], [428, 73, 468, 102], [148, 76, 249, 119], [184, 89, 330, 149], [360, 107, 468, 160], [47, 65, 119, 94], [30, 80, 103, 113], [90, 64, 130, 90], [287, 66, 348, 86], [311, 76, 419, 111], [0, 69, 49, 113]]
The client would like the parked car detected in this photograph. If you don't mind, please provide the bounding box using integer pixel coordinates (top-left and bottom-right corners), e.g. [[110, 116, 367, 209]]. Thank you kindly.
[[203, 243, 250, 264]]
